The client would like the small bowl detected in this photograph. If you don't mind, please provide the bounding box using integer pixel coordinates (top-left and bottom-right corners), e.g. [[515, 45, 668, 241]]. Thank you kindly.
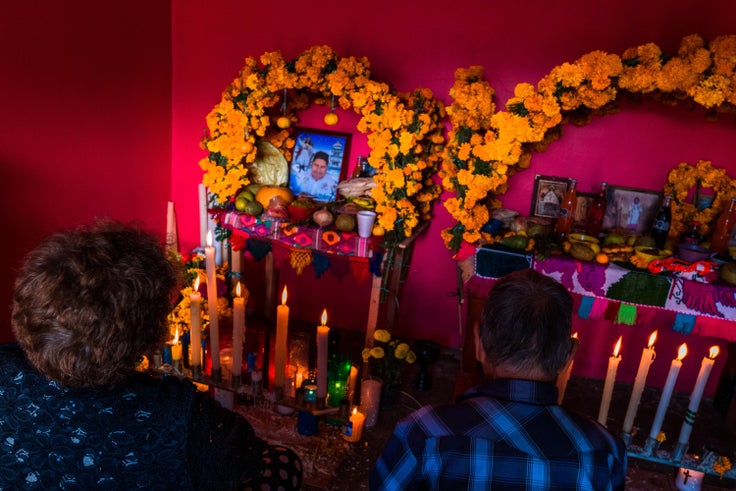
[[287, 204, 315, 222], [677, 243, 712, 263], [634, 246, 670, 263]]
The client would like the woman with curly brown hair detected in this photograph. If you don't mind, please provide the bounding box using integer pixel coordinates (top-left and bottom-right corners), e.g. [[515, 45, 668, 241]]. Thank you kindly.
[[2, 220, 301, 490]]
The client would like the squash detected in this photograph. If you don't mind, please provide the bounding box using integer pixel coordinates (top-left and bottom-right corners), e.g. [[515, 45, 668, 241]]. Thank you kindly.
[[255, 186, 294, 209]]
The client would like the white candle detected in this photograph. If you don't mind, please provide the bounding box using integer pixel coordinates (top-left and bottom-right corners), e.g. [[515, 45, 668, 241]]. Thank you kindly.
[[675, 346, 720, 449], [205, 231, 221, 375], [317, 309, 330, 401], [557, 332, 578, 405], [230, 244, 241, 285], [199, 183, 208, 248], [597, 336, 622, 427], [622, 330, 658, 435], [648, 343, 687, 442], [190, 277, 202, 368], [166, 201, 179, 253], [232, 282, 246, 378], [347, 365, 359, 404], [274, 286, 289, 390], [361, 378, 383, 428]]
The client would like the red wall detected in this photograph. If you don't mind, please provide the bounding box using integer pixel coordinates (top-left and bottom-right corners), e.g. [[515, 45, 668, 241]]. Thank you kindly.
[[170, 0, 736, 331], [1, 1, 735, 394], [0, 2, 172, 342]]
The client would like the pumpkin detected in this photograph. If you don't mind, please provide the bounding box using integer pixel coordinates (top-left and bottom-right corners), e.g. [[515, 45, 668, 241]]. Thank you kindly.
[[255, 186, 294, 209]]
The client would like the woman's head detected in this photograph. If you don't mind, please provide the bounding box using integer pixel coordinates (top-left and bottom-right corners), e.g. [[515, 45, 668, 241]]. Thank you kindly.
[[12, 220, 178, 388]]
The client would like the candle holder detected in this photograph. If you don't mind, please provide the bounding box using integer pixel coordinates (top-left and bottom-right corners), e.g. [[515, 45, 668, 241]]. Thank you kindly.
[[672, 442, 688, 463], [620, 431, 632, 447], [641, 437, 659, 457], [190, 364, 202, 379]]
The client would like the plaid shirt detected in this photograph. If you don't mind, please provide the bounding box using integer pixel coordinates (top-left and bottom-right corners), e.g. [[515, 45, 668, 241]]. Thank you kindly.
[[370, 378, 626, 491]]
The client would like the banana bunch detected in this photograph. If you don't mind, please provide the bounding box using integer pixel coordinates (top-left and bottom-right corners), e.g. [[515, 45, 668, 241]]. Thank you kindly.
[[347, 196, 376, 209]]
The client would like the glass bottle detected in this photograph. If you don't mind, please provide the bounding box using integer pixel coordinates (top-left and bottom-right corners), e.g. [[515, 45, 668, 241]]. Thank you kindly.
[[585, 182, 607, 237], [683, 220, 702, 245], [554, 178, 578, 240], [351, 156, 365, 179], [710, 197, 736, 254], [651, 195, 673, 250]]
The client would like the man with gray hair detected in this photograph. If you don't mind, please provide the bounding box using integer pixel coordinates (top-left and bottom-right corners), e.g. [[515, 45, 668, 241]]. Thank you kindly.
[[370, 269, 626, 490]]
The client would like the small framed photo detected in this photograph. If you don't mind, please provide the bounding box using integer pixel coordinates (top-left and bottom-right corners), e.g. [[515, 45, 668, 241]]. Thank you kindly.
[[573, 192, 595, 230], [288, 127, 351, 202], [531, 175, 570, 219], [601, 185, 662, 235]]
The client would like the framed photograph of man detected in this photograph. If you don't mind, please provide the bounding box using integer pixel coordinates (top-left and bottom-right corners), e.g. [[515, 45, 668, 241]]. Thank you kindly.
[[531, 175, 570, 219], [601, 185, 662, 235], [289, 127, 351, 202]]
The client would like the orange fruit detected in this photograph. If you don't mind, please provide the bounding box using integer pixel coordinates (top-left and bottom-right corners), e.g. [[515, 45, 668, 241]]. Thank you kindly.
[[595, 253, 609, 264], [323, 111, 339, 126], [276, 116, 291, 129]]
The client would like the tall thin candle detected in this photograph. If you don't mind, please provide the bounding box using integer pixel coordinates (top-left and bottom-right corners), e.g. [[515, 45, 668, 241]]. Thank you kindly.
[[557, 332, 578, 405], [274, 286, 289, 391], [317, 309, 330, 401], [232, 282, 246, 380], [672, 346, 720, 461], [190, 277, 202, 370], [597, 336, 622, 427], [622, 330, 658, 436], [198, 183, 208, 248], [643, 343, 687, 455], [205, 231, 221, 378]]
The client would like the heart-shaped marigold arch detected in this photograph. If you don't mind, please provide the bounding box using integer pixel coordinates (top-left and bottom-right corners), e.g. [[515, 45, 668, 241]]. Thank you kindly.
[[440, 34, 736, 253]]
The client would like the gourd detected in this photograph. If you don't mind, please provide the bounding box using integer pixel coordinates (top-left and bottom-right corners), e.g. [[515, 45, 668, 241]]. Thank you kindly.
[[255, 186, 293, 209]]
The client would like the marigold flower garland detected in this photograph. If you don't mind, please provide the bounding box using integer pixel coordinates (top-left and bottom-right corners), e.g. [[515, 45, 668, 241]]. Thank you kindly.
[[199, 46, 445, 246], [441, 34, 736, 252], [663, 160, 736, 238]]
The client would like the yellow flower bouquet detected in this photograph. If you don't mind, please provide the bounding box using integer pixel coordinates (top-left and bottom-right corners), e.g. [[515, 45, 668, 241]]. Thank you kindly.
[[362, 329, 416, 388]]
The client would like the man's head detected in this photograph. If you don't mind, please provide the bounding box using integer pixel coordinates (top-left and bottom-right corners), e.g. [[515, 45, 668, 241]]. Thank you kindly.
[[310, 151, 330, 181], [12, 219, 179, 388], [476, 269, 575, 381]]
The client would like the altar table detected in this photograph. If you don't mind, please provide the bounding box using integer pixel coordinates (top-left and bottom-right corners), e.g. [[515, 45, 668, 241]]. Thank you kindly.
[[459, 247, 736, 398], [217, 211, 426, 345]]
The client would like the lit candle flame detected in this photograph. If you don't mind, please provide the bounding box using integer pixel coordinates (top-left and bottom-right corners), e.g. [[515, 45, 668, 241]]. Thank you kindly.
[[173, 326, 179, 344], [677, 343, 688, 361], [282, 286, 288, 305], [321, 309, 328, 326], [206, 230, 213, 247], [572, 332, 579, 340], [647, 330, 657, 348], [709, 346, 720, 359], [613, 336, 622, 357], [236, 281, 242, 298], [352, 407, 358, 416], [194, 277, 200, 291]]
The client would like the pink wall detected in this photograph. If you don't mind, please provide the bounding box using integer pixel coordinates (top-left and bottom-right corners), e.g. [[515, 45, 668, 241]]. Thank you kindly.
[[0, 2, 172, 341], [1, 1, 734, 396], [171, 0, 736, 349]]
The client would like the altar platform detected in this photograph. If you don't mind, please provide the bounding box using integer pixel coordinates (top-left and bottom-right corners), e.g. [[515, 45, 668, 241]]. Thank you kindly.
[[199, 325, 736, 490]]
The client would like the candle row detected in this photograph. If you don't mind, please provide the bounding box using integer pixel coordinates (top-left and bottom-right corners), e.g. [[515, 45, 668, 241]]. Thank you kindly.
[[594, 332, 719, 459]]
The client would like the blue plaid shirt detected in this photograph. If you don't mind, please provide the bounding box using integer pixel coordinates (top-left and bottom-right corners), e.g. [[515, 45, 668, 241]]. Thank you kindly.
[[370, 378, 626, 490]]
